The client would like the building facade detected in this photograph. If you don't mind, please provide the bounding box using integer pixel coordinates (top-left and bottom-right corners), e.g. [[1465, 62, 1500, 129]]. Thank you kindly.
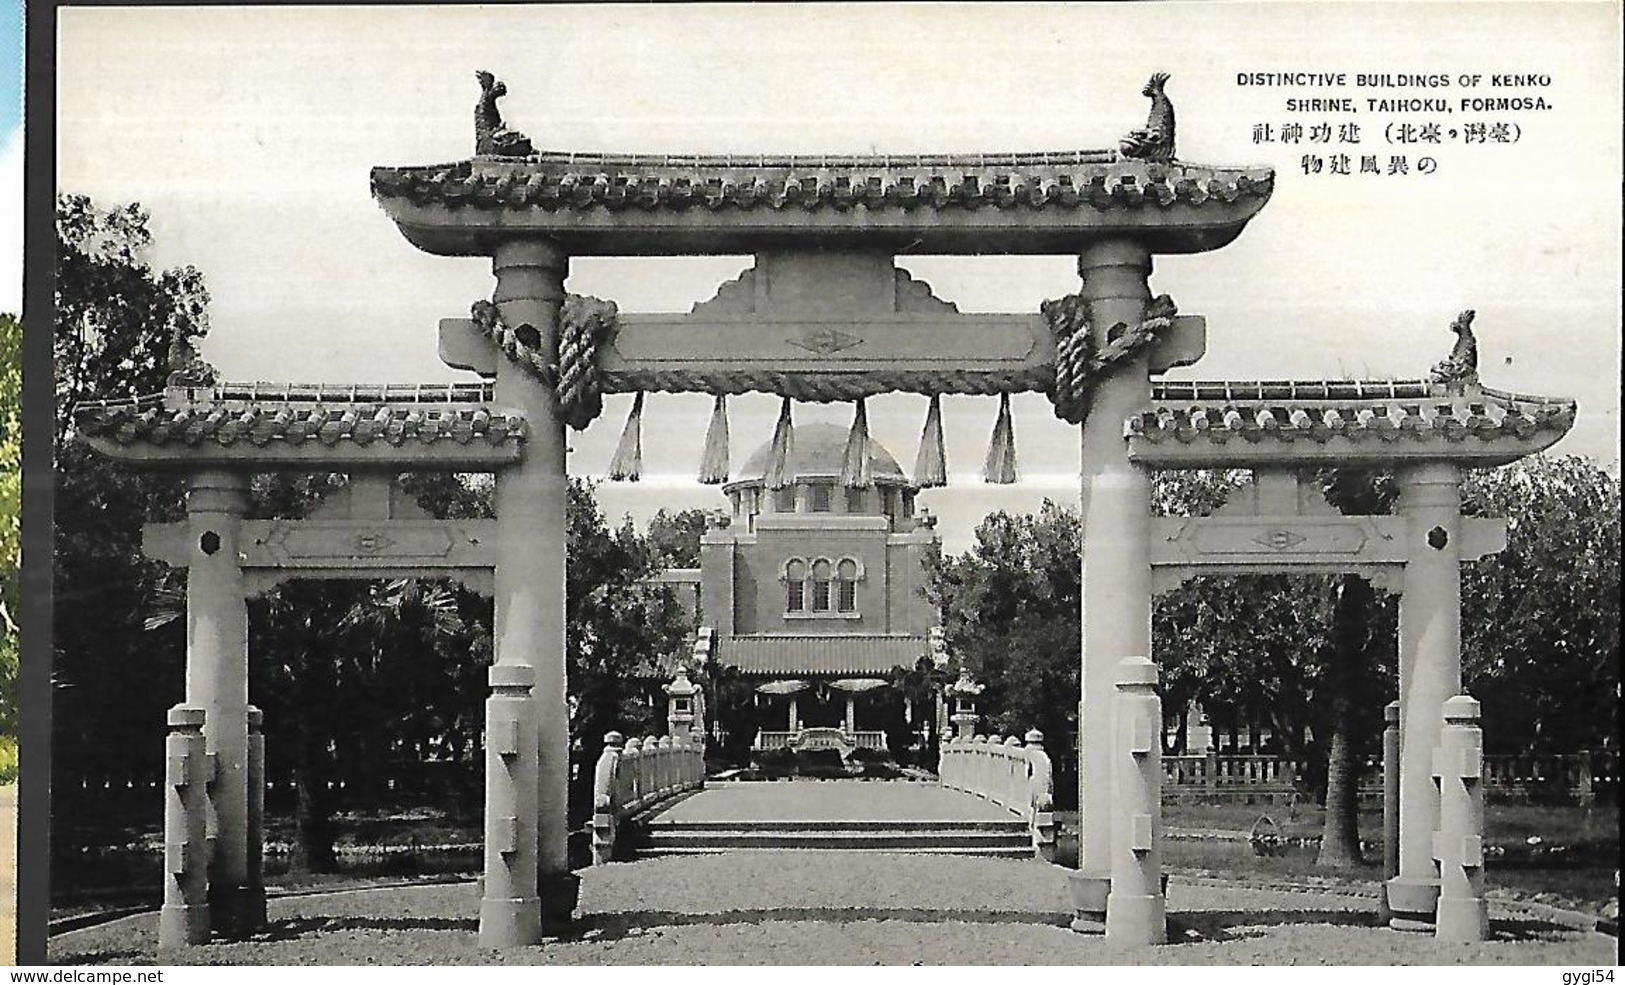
[[685, 423, 941, 756]]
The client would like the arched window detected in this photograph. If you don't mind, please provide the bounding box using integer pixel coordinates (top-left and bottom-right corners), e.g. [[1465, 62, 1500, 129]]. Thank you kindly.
[[810, 558, 833, 611], [836, 558, 859, 612], [785, 558, 807, 612]]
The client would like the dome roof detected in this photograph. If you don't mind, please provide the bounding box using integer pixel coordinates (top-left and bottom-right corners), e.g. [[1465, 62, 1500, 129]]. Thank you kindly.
[[731, 422, 908, 486]]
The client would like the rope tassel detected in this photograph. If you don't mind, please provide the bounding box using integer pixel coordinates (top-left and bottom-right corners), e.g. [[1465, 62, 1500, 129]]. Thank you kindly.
[[839, 399, 872, 489], [982, 392, 1018, 484], [914, 394, 947, 488], [607, 392, 644, 481], [766, 396, 795, 490], [697, 393, 730, 485]]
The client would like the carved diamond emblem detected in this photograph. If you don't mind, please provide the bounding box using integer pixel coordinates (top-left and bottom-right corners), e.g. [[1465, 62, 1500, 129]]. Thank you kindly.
[[351, 531, 395, 554], [1253, 528, 1308, 551], [787, 329, 864, 355]]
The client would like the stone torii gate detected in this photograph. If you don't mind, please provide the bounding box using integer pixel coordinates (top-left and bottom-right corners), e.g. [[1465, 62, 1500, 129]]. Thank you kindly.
[[77, 71, 1576, 950]]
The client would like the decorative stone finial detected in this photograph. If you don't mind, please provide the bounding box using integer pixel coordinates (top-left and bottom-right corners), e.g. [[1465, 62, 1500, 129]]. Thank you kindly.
[[165, 328, 218, 389], [1429, 309, 1480, 393], [1118, 72, 1175, 164], [475, 70, 535, 158]]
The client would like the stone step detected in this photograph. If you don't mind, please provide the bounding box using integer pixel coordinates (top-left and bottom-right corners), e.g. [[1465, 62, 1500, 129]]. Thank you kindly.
[[640, 844, 1038, 858], [644, 818, 1027, 834]]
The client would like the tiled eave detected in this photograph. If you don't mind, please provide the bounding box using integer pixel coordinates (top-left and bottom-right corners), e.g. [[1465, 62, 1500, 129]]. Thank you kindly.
[[1128, 379, 1576, 468], [370, 151, 1273, 256], [716, 634, 928, 678], [74, 382, 526, 469]]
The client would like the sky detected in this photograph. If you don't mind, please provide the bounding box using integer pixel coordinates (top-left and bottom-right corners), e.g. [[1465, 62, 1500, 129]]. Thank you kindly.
[[53, 3, 1622, 551], [1, 0, 18, 314]]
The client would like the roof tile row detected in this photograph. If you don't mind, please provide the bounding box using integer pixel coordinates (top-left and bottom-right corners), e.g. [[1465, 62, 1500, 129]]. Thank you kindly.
[[75, 384, 526, 449], [1131, 381, 1575, 445], [370, 155, 1273, 213]]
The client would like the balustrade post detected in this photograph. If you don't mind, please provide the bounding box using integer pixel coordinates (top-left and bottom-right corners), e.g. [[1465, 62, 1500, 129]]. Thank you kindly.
[[1434, 696, 1488, 942], [1026, 729, 1056, 862], [623, 738, 644, 811], [590, 732, 624, 865], [1105, 657, 1165, 946], [159, 705, 211, 949]]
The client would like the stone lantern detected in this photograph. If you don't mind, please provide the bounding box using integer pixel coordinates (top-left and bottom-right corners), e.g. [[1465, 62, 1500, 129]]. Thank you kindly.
[[664, 665, 702, 748], [946, 665, 984, 739]]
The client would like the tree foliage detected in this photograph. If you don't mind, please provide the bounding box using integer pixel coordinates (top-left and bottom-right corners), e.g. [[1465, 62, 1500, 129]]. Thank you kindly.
[[0, 312, 18, 762], [1461, 455, 1620, 755]]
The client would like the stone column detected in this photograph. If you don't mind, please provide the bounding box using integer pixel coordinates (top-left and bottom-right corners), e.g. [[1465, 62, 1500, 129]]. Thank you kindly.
[[1105, 657, 1165, 946], [489, 239, 571, 933], [480, 664, 541, 947], [1073, 240, 1154, 928], [844, 695, 856, 735], [159, 705, 210, 949], [183, 469, 257, 934], [1380, 699, 1401, 923], [1388, 462, 1462, 929], [1434, 695, 1488, 942], [788, 696, 799, 732]]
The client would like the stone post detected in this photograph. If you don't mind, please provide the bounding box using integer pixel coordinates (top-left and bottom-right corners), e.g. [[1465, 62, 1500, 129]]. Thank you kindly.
[[1380, 699, 1401, 923], [1434, 695, 1488, 942], [1073, 240, 1154, 928], [788, 695, 799, 733], [1026, 729, 1057, 862], [159, 705, 210, 949], [489, 239, 575, 923], [590, 732, 624, 865], [844, 695, 856, 736], [183, 469, 257, 934], [1105, 657, 1165, 946], [1389, 462, 1462, 929], [243, 706, 266, 931], [479, 663, 541, 948]]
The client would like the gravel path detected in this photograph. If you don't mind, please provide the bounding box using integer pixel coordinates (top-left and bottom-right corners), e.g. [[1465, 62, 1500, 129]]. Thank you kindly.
[[50, 853, 1614, 966]]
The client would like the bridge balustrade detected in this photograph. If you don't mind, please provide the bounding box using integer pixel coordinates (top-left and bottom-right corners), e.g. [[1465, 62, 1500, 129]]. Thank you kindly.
[[938, 730, 1056, 860], [590, 731, 705, 864]]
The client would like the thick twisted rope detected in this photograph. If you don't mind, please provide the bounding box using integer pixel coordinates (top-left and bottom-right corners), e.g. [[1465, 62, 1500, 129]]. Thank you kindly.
[[469, 294, 619, 429], [602, 367, 1056, 401], [1040, 292, 1179, 423]]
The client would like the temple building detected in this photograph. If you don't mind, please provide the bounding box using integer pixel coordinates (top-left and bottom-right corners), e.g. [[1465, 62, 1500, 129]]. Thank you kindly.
[[665, 422, 942, 757]]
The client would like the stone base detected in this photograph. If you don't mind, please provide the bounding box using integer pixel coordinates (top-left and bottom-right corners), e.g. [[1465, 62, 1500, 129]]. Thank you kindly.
[[1385, 876, 1440, 929], [478, 895, 543, 948], [1105, 892, 1167, 946], [208, 883, 268, 938], [539, 871, 582, 930], [1066, 871, 1109, 932], [157, 903, 211, 948], [1436, 896, 1489, 942]]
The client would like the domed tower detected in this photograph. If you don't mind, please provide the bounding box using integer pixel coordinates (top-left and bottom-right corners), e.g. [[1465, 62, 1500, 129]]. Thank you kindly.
[[700, 422, 940, 754]]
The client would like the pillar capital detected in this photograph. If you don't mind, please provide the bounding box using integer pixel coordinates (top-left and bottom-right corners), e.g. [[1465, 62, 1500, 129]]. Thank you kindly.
[[185, 470, 250, 514], [491, 239, 567, 305], [1397, 461, 1462, 498]]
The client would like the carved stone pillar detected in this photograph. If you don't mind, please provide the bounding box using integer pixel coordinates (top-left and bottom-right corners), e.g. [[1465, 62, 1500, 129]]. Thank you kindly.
[[158, 705, 210, 949], [489, 238, 571, 936], [1105, 657, 1166, 946], [480, 663, 541, 947], [1388, 461, 1462, 929], [1073, 240, 1154, 928], [183, 469, 258, 934]]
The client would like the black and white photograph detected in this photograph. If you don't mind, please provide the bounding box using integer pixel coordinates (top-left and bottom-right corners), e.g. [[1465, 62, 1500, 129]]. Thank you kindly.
[[23, 1, 1622, 967]]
